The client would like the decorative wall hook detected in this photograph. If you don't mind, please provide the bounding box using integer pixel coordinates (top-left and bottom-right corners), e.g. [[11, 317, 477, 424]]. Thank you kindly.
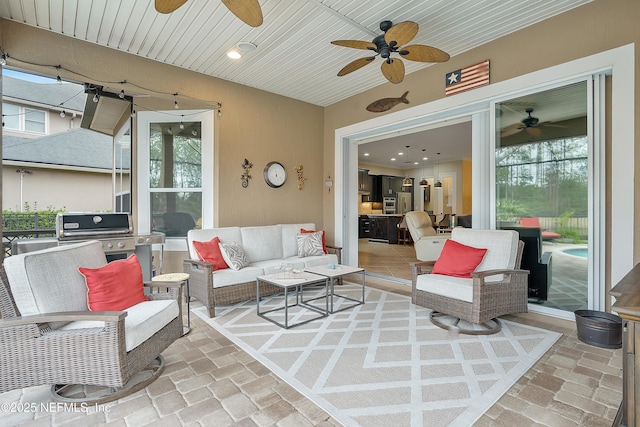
[[241, 158, 253, 188], [294, 165, 307, 190]]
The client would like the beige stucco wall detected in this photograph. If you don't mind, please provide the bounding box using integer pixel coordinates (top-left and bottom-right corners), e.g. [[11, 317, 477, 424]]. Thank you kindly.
[[2, 164, 116, 212], [322, 0, 639, 271]]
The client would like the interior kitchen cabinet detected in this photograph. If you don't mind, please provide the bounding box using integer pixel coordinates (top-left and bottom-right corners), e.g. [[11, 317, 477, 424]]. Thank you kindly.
[[358, 169, 371, 194]]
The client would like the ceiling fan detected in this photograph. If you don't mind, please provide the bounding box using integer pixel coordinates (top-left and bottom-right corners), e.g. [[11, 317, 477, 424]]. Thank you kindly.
[[155, 0, 263, 27], [331, 20, 450, 84], [500, 108, 565, 137]]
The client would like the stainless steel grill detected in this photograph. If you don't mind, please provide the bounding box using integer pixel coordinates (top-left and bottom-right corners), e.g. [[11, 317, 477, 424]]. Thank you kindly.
[[56, 213, 135, 253], [55, 213, 165, 280]]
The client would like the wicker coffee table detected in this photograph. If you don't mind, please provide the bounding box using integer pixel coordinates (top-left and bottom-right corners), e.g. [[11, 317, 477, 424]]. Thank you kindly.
[[256, 271, 329, 329], [304, 264, 365, 313]]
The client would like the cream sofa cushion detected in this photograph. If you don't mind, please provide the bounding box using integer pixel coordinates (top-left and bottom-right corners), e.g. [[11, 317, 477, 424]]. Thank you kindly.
[[279, 223, 315, 258], [187, 227, 242, 260], [240, 226, 283, 262]]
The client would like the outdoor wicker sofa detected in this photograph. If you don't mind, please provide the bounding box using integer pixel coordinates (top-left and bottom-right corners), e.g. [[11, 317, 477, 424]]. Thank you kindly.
[[411, 228, 529, 334], [184, 223, 341, 317], [0, 240, 184, 403]]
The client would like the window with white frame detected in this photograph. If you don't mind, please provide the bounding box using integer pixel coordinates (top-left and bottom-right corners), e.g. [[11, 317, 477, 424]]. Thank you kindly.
[[2, 102, 47, 134]]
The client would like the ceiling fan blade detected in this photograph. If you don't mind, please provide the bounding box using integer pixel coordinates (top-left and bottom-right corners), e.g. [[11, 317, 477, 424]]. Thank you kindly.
[[384, 21, 418, 47], [155, 0, 188, 14], [337, 57, 376, 76], [400, 44, 450, 62], [501, 124, 523, 137], [525, 127, 542, 137], [331, 40, 377, 50], [381, 58, 405, 84], [221, 0, 263, 27]]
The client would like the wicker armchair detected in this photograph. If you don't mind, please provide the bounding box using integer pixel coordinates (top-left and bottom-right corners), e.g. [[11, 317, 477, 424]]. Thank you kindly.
[[411, 228, 529, 335], [0, 241, 183, 404]]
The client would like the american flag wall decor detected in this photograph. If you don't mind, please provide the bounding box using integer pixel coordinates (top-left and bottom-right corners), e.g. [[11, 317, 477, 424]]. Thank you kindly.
[[445, 60, 490, 96]]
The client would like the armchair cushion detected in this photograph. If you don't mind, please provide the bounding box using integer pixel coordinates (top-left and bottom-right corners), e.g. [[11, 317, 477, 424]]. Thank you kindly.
[[431, 240, 487, 278], [416, 274, 475, 302], [4, 240, 107, 328], [193, 237, 229, 271], [451, 228, 519, 273], [59, 299, 178, 351], [79, 254, 148, 311]]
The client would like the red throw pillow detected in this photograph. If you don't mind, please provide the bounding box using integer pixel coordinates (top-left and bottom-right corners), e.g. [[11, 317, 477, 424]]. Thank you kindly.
[[193, 237, 229, 271], [79, 254, 148, 311], [301, 228, 327, 254], [431, 240, 488, 278]]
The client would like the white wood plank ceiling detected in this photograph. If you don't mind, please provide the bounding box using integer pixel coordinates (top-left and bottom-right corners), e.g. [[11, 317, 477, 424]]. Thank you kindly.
[[0, 0, 592, 107]]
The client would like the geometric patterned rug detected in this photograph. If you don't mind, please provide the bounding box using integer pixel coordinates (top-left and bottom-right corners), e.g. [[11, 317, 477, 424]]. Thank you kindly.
[[193, 284, 561, 427]]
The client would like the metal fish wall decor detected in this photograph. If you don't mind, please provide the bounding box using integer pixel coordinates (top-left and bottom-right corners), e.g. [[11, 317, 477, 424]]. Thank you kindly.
[[366, 91, 410, 113]]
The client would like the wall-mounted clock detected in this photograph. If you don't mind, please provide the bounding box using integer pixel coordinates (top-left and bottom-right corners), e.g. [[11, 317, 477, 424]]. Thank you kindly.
[[263, 161, 287, 188]]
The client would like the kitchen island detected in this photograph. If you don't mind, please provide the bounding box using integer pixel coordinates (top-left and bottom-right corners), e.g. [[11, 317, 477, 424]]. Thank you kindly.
[[359, 214, 404, 244]]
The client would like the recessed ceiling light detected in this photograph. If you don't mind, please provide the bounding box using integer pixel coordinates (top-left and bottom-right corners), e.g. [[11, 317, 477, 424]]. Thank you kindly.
[[398, 152, 404, 156], [237, 41, 257, 52], [363, 153, 369, 156], [422, 157, 428, 161], [391, 158, 396, 161], [227, 42, 257, 60]]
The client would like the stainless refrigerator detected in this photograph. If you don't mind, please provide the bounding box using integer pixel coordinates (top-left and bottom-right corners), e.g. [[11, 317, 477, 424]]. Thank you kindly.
[[397, 192, 412, 215]]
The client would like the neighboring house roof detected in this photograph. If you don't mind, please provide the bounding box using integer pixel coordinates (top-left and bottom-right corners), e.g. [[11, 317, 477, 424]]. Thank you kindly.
[[3, 76, 86, 112], [3, 128, 130, 170]]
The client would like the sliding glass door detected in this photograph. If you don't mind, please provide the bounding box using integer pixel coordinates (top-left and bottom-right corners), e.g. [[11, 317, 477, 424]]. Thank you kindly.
[[494, 80, 597, 313]]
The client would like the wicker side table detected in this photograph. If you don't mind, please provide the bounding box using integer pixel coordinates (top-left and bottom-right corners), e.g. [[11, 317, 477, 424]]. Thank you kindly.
[[152, 272, 191, 335]]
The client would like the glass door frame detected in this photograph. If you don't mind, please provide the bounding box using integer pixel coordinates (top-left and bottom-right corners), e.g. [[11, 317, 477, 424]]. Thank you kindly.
[[136, 109, 215, 252]]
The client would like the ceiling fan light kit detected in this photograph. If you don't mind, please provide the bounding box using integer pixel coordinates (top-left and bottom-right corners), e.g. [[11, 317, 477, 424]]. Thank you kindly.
[[332, 20, 450, 84]]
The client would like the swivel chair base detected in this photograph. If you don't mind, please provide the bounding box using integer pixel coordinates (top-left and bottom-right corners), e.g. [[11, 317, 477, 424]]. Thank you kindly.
[[51, 355, 165, 405], [430, 311, 502, 335]]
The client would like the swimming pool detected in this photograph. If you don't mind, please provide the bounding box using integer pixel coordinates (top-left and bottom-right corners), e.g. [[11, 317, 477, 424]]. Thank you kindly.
[[562, 248, 588, 258]]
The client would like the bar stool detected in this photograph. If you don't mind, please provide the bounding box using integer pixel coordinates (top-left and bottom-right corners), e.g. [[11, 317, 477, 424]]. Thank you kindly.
[[397, 215, 412, 245], [152, 272, 191, 335]]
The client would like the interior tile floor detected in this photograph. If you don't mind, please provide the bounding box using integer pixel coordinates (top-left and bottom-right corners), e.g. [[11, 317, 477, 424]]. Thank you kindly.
[[2, 275, 622, 427]]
